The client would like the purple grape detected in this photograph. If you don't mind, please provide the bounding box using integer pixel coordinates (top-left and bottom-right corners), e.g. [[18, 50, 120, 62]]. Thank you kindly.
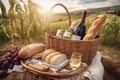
[[0, 51, 12, 59], [0, 61, 3, 66], [7, 57, 12, 62], [1, 61, 9, 68], [0, 58, 6, 63], [8, 63, 15, 69], [0, 58, 7, 67], [14, 46, 19, 50], [14, 48, 20, 55], [0, 70, 3, 78], [8, 48, 15, 53], [13, 56, 19, 65], [0, 59, 5, 66], [15, 60, 20, 65], [14, 56, 18, 60], [3, 52, 11, 59], [8, 47, 18, 54], [11, 54, 16, 59], [16, 57, 20, 65], [0, 69, 8, 78]]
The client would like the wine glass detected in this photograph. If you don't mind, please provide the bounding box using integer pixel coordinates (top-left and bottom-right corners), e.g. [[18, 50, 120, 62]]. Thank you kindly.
[[69, 52, 82, 70]]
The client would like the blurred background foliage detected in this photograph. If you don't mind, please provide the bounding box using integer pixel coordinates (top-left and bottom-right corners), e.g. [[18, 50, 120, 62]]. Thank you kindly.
[[0, 0, 120, 51]]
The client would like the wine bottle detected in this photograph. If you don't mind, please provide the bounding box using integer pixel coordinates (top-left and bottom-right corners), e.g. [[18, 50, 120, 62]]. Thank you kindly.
[[63, 22, 76, 39], [74, 11, 87, 40], [56, 29, 64, 38]]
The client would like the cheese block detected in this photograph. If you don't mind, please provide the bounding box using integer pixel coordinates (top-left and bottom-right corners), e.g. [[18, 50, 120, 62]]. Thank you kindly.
[[41, 49, 56, 60], [49, 54, 67, 65], [45, 51, 61, 64]]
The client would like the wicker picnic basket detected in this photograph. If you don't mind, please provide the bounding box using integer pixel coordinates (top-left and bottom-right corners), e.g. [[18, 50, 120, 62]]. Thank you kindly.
[[20, 3, 99, 78], [45, 3, 99, 65]]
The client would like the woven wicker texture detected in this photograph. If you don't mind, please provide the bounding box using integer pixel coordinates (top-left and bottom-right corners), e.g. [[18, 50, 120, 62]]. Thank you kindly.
[[45, 3, 99, 65]]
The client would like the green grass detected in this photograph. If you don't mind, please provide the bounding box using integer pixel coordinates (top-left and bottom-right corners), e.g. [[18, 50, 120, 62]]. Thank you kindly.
[[98, 44, 120, 56]]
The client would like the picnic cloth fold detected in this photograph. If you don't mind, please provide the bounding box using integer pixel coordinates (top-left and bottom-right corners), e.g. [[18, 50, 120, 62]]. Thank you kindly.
[[82, 52, 104, 80]]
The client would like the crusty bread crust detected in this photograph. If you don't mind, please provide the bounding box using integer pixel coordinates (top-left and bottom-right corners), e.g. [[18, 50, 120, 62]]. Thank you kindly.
[[41, 49, 67, 65], [83, 14, 106, 40], [50, 54, 67, 65], [18, 43, 45, 59], [41, 49, 56, 60], [28, 63, 50, 72], [45, 51, 61, 64]]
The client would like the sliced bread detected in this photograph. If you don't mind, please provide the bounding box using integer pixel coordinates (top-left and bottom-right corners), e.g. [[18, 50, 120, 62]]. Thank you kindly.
[[45, 51, 61, 64], [41, 49, 55, 60], [49, 54, 67, 65]]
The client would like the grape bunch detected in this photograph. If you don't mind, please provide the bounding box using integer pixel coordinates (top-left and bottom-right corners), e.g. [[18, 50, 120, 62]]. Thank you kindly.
[[0, 47, 20, 78]]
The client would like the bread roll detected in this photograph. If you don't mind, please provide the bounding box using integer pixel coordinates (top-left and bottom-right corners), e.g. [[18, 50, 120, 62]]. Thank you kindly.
[[83, 14, 106, 40], [41, 49, 56, 60], [50, 54, 67, 65], [18, 43, 45, 59], [28, 63, 50, 72], [45, 51, 61, 64]]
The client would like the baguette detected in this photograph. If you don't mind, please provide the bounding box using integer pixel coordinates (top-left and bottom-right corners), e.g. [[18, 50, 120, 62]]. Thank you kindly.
[[27, 63, 50, 72], [83, 14, 106, 40], [18, 43, 45, 59]]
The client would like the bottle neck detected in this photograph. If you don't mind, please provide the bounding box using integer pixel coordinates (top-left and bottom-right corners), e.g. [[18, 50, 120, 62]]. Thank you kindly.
[[81, 19, 85, 22], [81, 11, 87, 22], [79, 18, 85, 25], [69, 22, 76, 29]]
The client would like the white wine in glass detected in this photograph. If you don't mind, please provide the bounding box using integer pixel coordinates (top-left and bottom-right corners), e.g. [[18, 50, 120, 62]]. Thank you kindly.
[[70, 52, 82, 70]]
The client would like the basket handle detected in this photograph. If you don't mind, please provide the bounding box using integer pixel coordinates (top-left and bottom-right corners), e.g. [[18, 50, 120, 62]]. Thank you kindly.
[[47, 3, 72, 36]]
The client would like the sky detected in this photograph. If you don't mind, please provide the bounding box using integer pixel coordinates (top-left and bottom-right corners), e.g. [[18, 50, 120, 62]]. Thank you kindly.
[[1, 0, 120, 13]]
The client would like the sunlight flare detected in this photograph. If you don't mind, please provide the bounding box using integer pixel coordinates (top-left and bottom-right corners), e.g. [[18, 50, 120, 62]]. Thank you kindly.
[[38, 0, 66, 14]]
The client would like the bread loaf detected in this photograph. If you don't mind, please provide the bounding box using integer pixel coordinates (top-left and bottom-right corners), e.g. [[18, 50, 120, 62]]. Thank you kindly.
[[83, 14, 106, 40], [41, 49, 67, 65], [27, 63, 50, 72], [49, 54, 67, 65], [18, 43, 45, 59], [45, 51, 61, 64], [41, 49, 56, 60]]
